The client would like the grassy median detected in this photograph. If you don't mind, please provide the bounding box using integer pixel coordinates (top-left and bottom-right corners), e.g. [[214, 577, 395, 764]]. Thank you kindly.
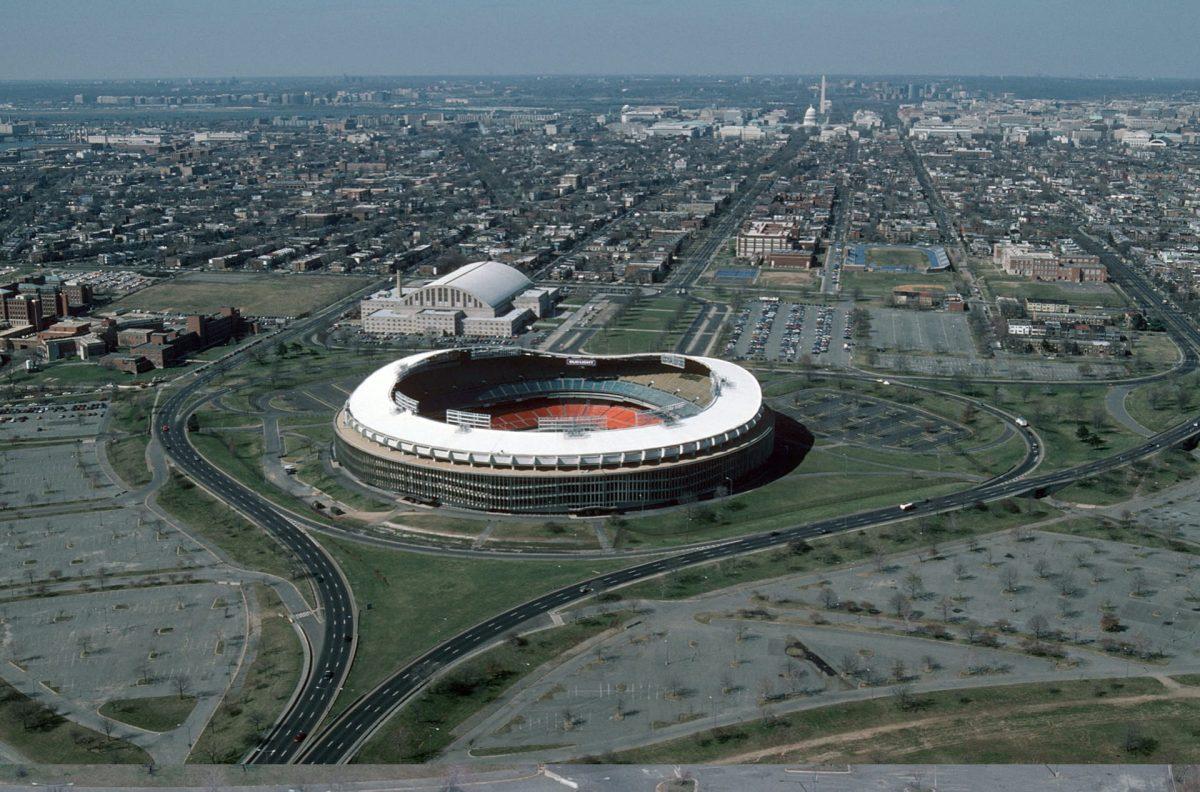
[[316, 536, 630, 718]]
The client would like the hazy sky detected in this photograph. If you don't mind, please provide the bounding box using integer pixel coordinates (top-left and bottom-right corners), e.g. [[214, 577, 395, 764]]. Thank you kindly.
[[3, 0, 1198, 80]]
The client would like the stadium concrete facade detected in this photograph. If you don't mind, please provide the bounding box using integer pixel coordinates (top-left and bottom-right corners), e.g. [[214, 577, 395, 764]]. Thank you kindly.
[[334, 349, 774, 513]]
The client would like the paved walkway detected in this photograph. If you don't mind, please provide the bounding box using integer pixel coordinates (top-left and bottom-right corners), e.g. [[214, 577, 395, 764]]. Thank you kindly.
[[79, 420, 323, 764], [1104, 384, 1155, 438]]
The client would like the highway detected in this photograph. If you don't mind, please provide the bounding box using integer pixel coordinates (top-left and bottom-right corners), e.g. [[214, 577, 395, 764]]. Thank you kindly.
[[296, 241, 1200, 764], [150, 188, 1200, 766], [152, 281, 386, 764]]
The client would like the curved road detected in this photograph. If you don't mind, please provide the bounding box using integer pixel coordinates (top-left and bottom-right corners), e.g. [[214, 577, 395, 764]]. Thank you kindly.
[[295, 243, 1200, 764], [158, 235, 1200, 765], [153, 281, 386, 763]]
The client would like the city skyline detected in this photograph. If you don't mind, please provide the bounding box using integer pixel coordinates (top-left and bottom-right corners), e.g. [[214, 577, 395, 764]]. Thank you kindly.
[[3, 0, 1200, 81]]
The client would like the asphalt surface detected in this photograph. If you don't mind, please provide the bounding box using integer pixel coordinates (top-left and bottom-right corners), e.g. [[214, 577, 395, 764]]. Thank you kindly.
[[152, 280, 386, 764], [298, 244, 1200, 764], [151, 211, 1200, 766]]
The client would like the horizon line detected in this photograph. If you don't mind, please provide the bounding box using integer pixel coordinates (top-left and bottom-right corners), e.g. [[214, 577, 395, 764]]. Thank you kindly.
[[4, 72, 1200, 85]]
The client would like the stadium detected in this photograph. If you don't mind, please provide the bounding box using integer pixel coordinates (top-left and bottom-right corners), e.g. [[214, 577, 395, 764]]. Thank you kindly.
[[333, 348, 775, 513]]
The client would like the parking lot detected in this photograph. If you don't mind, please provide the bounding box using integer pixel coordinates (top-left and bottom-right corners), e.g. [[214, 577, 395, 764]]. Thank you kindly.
[[869, 308, 976, 357], [0, 366, 304, 763], [726, 299, 853, 366], [1, 506, 214, 587], [449, 530, 1185, 762], [772, 387, 969, 452], [807, 530, 1200, 667], [0, 400, 108, 441], [0, 583, 246, 748], [0, 442, 122, 508]]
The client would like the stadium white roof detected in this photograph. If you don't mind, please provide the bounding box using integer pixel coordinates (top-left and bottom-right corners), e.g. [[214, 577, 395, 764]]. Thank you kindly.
[[424, 260, 532, 310], [342, 350, 764, 468]]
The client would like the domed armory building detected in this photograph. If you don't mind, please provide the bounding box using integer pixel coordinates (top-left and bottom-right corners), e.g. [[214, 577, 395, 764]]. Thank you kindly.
[[359, 260, 556, 338], [333, 349, 775, 514]]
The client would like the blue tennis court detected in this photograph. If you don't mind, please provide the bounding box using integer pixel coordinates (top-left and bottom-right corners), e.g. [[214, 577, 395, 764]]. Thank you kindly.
[[714, 268, 758, 283]]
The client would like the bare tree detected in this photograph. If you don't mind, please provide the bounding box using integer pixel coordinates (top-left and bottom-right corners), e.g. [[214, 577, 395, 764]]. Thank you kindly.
[[938, 595, 953, 622], [903, 572, 925, 599], [888, 591, 913, 621], [1131, 571, 1150, 597], [1056, 572, 1080, 598], [999, 564, 1019, 593], [1027, 613, 1051, 640]]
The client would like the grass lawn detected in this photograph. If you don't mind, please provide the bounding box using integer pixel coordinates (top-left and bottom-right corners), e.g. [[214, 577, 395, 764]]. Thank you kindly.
[[388, 512, 602, 549], [190, 585, 304, 763], [1131, 332, 1183, 368], [865, 247, 932, 269], [841, 270, 954, 300], [960, 382, 1140, 471], [396, 512, 496, 537], [612, 497, 1058, 602], [105, 434, 151, 487], [1053, 448, 1199, 506], [485, 518, 600, 548], [111, 272, 375, 318], [191, 428, 265, 488], [282, 424, 394, 513], [193, 405, 262, 429], [156, 471, 314, 606], [190, 427, 331, 520], [1, 360, 181, 389], [585, 297, 701, 355], [1125, 373, 1200, 433], [0, 679, 150, 764], [316, 536, 629, 719], [99, 694, 196, 732], [607, 677, 1194, 764], [584, 328, 675, 355], [1045, 516, 1200, 557], [354, 611, 634, 763], [989, 280, 1131, 309], [612, 474, 970, 550], [800, 437, 1023, 480], [109, 389, 154, 434]]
